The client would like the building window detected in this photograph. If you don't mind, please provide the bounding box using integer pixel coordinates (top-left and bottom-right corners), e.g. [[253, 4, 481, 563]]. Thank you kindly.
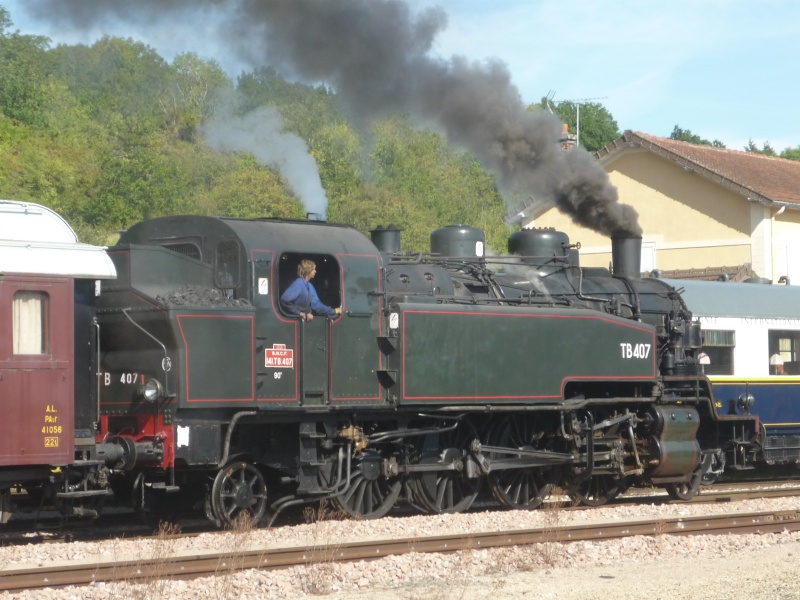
[[640, 241, 656, 273], [13, 291, 49, 355], [700, 329, 734, 375], [769, 330, 800, 375]]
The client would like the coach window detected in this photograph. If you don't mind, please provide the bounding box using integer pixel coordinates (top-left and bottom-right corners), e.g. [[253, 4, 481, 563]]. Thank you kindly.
[[700, 330, 734, 375], [768, 330, 800, 375], [12, 291, 49, 355], [215, 240, 240, 296], [278, 252, 340, 316]]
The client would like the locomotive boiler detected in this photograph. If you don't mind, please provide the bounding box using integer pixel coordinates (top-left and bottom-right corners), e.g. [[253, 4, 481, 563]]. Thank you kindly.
[[93, 216, 759, 525]]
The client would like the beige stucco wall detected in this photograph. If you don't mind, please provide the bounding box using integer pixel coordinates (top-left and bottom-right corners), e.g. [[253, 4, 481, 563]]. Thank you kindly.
[[528, 148, 757, 273]]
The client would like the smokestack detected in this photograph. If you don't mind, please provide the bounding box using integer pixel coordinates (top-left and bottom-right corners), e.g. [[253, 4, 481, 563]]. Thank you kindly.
[[370, 225, 402, 253], [611, 235, 642, 278]]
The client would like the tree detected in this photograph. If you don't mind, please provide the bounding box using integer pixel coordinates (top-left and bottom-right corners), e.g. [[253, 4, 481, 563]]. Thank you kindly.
[[49, 36, 171, 130], [367, 118, 507, 252], [160, 53, 232, 142], [780, 146, 800, 162], [532, 98, 620, 153], [193, 155, 305, 219], [0, 8, 51, 126], [670, 126, 726, 147], [744, 139, 777, 156]]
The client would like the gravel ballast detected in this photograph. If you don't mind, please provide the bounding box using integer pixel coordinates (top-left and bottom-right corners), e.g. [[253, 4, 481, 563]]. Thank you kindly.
[[3, 495, 800, 599]]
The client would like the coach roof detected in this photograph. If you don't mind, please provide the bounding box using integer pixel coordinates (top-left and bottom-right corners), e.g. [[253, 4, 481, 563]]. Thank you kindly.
[[0, 200, 116, 279]]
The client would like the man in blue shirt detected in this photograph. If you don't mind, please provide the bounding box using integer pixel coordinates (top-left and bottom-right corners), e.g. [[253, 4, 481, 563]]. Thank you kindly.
[[280, 259, 341, 321]]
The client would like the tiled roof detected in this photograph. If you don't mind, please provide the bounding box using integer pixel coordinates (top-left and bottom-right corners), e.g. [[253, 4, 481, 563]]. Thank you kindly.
[[596, 131, 800, 206]]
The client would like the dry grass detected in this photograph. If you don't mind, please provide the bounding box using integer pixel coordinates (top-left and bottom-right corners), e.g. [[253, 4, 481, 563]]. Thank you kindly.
[[109, 520, 183, 599], [299, 499, 350, 595], [209, 511, 260, 600]]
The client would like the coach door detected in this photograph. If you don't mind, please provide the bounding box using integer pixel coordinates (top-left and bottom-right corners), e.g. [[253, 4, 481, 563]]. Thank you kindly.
[[0, 276, 73, 465]]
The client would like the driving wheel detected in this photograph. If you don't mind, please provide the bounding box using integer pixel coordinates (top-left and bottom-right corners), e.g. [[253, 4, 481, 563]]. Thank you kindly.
[[333, 450, 401, 520], [210, 461, 269, 527], [485, 415, 553, 510], [410, 419, 482, 514]]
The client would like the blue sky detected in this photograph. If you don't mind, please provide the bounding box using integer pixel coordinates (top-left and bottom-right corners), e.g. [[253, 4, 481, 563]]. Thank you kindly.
[[4, 0, 799, 153]]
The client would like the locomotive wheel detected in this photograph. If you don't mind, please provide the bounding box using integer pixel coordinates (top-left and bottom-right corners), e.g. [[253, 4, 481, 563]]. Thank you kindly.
[[210, 461, 269, 527], [333, 450, 401, 520], [568, 475, 622, 507], [486, 415, 553, 510], [665, 468, 702, 501], [410, 420, 482, 514]]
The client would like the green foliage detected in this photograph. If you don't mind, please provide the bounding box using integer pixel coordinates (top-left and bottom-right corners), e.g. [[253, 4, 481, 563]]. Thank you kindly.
[[161, 53, 232, 141], [0, 21, 530, 253], [312, 121, 363, 201], [193, 154, 305, 219], [780, 146, 800, 161], [744, 138, 777, 156], [669, 126, 726, 148], [534, 98, 620, 152], [367, 118, 507, 252], [328, 182, 437, 251], [48, 36, 172, 130], [0, 8, 51, 126]]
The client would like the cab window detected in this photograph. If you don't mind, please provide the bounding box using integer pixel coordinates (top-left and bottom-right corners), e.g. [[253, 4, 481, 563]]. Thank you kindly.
[[13, 291, 49, 355], [215, 240, 240, 295], [278, 253, 340, 316]]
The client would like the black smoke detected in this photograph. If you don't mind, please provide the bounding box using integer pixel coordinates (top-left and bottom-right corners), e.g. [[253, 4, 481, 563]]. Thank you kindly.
[[23, 0, 641, 236]]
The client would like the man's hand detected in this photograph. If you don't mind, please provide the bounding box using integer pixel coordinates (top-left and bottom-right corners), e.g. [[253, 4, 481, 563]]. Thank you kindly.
[[335, 307, 342, 315], [300, 311, 314, 322]]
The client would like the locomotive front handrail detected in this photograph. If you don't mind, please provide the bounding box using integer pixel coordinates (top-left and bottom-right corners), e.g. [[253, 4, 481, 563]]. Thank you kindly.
[[121, 308, 171, 399]]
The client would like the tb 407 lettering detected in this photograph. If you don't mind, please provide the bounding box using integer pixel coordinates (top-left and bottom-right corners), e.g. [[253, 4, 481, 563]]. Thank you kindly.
[[620, 343, 651, 359]]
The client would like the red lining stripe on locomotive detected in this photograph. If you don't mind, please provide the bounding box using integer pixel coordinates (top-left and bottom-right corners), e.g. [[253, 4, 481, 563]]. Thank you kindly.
[[177, 314, 256, 403]]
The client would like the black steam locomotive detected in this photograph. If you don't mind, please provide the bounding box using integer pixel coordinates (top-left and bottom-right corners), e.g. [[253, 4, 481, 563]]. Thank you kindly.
[[88, 214, 758, 525]]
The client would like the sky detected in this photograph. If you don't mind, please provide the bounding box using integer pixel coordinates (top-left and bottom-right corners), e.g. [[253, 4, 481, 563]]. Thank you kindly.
[[3, 0, 799, 153]]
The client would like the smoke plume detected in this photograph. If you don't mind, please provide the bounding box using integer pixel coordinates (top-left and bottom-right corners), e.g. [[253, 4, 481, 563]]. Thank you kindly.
[[24, 0, 641, 236], [203, 106, 327, 216]]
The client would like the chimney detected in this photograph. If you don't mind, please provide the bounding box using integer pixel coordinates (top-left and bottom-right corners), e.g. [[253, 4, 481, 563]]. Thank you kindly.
[[560, 123, 577, 151], [611, 235, 642, 278], [306, 212, 324, 221]]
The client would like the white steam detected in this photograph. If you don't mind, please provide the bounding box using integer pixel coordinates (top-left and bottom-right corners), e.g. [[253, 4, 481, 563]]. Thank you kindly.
[[202, 106, 328, 217]]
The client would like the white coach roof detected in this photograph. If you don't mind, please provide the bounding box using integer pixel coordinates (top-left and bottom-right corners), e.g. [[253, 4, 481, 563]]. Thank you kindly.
[[0, 200, 116, 279]]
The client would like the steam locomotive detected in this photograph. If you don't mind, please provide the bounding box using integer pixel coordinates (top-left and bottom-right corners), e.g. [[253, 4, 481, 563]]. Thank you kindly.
[[1, 200, 766, 525]]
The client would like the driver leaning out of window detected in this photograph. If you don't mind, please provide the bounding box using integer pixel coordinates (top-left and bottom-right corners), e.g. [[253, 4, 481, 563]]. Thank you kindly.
[[280, 259, 341, 321]]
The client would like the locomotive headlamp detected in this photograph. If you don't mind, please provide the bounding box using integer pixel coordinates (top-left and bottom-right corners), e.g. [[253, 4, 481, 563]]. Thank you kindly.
[[140, 378, 164, 402]]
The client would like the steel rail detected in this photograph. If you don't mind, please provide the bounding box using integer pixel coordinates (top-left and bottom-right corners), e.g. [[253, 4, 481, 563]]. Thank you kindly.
[[2, 509, 800, 592]]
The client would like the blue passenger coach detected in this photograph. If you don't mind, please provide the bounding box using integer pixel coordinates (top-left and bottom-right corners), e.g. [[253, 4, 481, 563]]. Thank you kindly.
[[665, 278, 800, 462]]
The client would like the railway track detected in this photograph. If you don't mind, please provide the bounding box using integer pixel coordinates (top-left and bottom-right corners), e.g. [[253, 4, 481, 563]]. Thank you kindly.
[[2, 480, 800, 549], [2, 508, 800, 592]]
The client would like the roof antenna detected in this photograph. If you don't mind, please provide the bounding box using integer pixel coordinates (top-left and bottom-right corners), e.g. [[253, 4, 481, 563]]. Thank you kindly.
[[545, 90, 556, 114]]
